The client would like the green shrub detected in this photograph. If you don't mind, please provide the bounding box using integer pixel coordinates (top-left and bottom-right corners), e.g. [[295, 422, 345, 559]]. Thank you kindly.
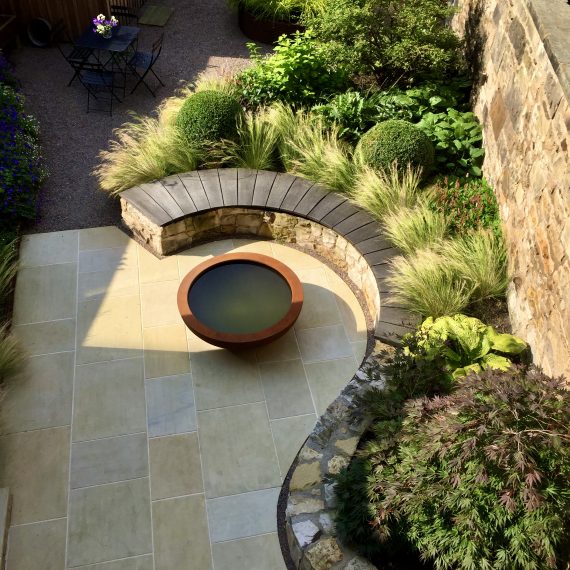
[[383, 202, 447, 256], [356, 120, 434, 175], [363, 365, 570, 570], [350, 163, 424, 221], [235, 31, 349, 109], [176, 90, 242, 144], [439, 229, 508, 301], [387, 249, 474, 317], [303, 0, 463, 82], [0, 238, 18, 307], [417, 109, 483, 177], [429, 176, 501, 236], [411, 314, 527, 380]]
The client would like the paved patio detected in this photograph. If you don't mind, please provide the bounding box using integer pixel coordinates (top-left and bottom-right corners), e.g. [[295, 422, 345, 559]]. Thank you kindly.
[[0, 227, 366, 569]]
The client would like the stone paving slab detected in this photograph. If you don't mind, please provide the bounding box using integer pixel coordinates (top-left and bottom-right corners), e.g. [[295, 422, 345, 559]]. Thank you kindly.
[[1, 230, 367, 569]]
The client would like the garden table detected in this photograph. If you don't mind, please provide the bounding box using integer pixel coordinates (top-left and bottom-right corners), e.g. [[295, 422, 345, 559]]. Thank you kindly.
[[74, 25, 140, 82]]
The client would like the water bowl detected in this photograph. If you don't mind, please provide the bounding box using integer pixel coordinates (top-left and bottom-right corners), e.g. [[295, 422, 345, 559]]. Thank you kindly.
[[177, 252, 304, 349]]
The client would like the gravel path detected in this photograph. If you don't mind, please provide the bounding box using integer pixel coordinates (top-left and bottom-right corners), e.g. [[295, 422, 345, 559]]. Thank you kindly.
[[12, 0, 252, 233]]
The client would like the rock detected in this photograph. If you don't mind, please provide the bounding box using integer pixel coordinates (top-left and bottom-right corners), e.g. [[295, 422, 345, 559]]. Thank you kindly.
[[287, 496, 325, 516], [335, 436, 359, 456], [293, 519, 321, 548], [299, 447, 323, 462], [324, 483, 337, 508], [319, 512, 335, 534], [346, 556, 378, 569], [305, 537, 343, 570], [290, 461, 321, 491], [327, 455, 349, 475]]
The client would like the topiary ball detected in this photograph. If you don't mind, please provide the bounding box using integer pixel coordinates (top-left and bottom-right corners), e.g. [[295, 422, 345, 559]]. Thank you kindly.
[[357, 119, 434, 174], [176, 90, 242, 144]]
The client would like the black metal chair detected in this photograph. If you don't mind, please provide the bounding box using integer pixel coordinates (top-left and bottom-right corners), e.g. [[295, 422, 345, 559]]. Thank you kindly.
[[53, 21, 93, 86], [127, 33, 165, 96], [77, 62, 124, 116], [110, 4, 139, 26]]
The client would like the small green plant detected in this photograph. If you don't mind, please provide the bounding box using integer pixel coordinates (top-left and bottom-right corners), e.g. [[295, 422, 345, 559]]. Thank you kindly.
[[176, 90, 242, 144], [439, 229, 508, 301], [211, 109, 281, 170], [0, 238, 18, 307], [276, 108, 357, 193], [417, 109, 484, 177], [412, 314, 528, 379], [356, 120, 434, 175], [429, 176, 501, 235], [387, 249, 474, 317], [363, 365, 570, 570], [236, 30, 349, 109], [383, 202, 448, 256], [350, 163, 424, 221]]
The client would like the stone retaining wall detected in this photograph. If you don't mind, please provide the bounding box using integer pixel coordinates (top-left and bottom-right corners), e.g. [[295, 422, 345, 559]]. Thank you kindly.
[[452, 0, 570, 379], [283, 351, 384, 570], [122, 203, 381, 330]]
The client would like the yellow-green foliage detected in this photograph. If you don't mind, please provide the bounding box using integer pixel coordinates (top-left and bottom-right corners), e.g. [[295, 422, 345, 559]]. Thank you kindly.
[[383, 202, 448, 256], [0, 324, 24, 383]]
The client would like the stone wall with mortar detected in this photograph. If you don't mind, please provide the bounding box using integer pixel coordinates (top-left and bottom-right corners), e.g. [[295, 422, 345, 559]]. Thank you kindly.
[[451, 0, 570, 379], [121, 202, 381, 328]]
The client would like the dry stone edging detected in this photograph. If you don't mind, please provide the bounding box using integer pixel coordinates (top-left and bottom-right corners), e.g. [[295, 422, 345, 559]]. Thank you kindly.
[[119, 168, 420, 345], [284, 352, 385, 570]]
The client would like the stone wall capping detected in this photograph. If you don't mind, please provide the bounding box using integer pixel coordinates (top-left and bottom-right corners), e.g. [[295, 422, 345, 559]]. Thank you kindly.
[[120, 169, 417, 346]]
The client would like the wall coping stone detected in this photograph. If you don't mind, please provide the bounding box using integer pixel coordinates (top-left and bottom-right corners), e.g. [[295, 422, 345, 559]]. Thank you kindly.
[[120, 169, 419, 345]]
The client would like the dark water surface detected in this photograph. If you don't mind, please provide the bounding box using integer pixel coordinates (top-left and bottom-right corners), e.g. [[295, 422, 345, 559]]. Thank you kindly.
[[188, 261, 292, 334]]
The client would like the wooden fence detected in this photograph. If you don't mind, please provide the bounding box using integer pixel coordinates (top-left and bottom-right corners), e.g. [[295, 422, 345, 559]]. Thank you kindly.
[[0, 0, 143, 37]]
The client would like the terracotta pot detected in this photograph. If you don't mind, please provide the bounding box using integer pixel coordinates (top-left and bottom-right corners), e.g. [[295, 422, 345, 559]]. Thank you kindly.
[[238, 6, 304, 44]]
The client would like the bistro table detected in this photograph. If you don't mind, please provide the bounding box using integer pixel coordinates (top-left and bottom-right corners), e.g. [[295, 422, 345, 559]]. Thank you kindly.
[[74, 25, 140, 85]]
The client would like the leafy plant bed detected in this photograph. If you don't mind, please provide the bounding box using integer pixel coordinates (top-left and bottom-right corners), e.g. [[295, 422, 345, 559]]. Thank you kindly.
[[238, 6, 304, 44]]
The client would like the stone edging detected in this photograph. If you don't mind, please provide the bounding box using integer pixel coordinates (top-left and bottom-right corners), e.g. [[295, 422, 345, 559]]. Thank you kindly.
[[282, 351, 383, 570], [119, 169, 419, 344]]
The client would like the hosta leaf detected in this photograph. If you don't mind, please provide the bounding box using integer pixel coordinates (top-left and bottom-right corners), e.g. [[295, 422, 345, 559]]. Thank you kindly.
[[487, 328, 528, 355]]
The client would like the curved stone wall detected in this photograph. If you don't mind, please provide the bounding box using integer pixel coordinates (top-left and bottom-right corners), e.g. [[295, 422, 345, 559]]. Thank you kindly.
[[119, 169, 419, 344]]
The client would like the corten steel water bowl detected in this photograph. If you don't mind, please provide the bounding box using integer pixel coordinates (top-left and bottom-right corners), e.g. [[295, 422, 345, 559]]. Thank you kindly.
[[177, 252, 304, 349]]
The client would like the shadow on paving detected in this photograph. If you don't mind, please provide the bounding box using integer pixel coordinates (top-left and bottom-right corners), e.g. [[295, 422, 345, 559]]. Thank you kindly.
[[10, 0, 253, 234]]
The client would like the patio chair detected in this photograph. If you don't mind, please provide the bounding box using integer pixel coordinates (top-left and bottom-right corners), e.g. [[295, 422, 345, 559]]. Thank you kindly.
[[77, 62, 124, 116], [53, 21, 93, 86], [110, 4, 139, 26], [127, 32, 165, 96]]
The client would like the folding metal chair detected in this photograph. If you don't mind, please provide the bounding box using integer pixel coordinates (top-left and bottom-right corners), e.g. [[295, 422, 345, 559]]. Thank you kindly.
[[77, 62, 124, 116], [54, 21, 93, 86], [127, 33, 165, 96]]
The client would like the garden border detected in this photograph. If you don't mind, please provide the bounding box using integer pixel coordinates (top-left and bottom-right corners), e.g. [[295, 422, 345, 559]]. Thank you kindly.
[[119, 168, 418, 344]]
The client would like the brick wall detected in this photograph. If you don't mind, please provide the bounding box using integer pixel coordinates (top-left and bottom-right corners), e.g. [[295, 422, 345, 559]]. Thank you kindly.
[[452, 0, 570, 379]]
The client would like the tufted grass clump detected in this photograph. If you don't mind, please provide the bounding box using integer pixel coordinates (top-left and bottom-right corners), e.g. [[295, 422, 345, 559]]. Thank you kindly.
[[387, 249, 474, 317], [383, 202, 448, 257], [439, 229, 509, 301], [350, 163, 424, 222]]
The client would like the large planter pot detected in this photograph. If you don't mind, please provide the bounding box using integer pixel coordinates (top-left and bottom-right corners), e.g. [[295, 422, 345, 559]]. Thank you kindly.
[[238, 6, 304, 44]]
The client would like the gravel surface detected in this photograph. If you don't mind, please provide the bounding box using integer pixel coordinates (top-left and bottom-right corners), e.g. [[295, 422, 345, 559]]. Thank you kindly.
[[12, 0, 253, 234]]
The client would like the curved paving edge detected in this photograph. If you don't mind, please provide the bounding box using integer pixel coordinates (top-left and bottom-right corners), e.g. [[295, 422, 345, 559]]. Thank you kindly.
[[281, 351, 384, 570], [119, 168, 419, 344]]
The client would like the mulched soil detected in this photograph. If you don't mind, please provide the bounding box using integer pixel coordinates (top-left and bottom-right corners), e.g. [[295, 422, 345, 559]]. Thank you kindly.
[[10, 0, 253, 233]]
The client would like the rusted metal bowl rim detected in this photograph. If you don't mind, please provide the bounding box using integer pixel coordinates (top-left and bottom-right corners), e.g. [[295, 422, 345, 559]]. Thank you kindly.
[[177, 252, 304, 349]]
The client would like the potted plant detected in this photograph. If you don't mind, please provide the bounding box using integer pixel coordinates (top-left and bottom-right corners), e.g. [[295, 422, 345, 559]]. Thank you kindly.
[[228, 0, 309, 44], [92, 14, 119, 39]]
